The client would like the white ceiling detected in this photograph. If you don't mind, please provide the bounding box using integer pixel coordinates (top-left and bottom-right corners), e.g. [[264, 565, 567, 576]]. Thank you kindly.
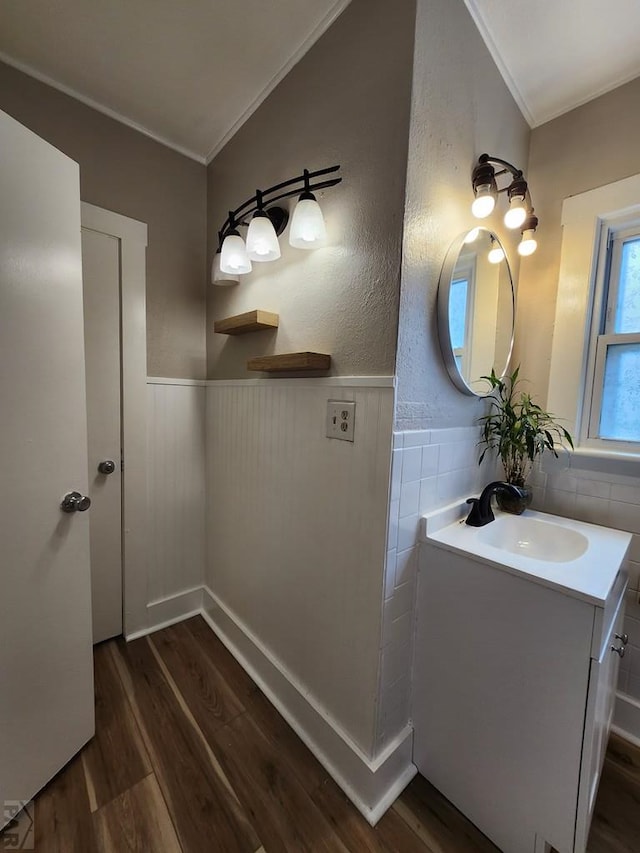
[[0, 0, 350, 163], [1, 1, 638, 163], [464, 0, 640, 127]]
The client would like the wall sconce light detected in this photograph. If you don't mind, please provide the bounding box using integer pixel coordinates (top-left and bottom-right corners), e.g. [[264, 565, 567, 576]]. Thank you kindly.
[[212, 165, 342, 284], [471, 153, 539, 256]]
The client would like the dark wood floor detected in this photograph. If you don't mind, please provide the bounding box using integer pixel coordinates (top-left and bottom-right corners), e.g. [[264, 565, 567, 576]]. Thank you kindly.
[[3, 615, 639, 852]]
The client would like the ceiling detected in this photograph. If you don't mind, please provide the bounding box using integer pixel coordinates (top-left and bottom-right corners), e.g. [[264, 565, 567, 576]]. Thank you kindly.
[[0, 0, 350, 163], [0, 1, 638, 164], [464, 0, 640, 127]]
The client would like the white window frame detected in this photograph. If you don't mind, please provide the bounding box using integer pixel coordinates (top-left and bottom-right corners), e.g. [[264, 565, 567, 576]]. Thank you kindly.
[[547, 173, 640, 461], [584, 224, 640, 451]]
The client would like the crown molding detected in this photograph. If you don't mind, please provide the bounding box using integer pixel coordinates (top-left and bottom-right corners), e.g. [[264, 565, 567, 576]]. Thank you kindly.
[[462, 0, 535, 128]]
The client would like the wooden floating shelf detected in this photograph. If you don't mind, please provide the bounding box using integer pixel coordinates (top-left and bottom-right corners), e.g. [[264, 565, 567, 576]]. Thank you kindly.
[[214, 310, 279, 336], [247, 352, 332, 373]]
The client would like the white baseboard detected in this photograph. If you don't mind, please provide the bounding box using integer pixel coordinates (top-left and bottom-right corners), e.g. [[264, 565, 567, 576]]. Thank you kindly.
[[613, 691, 640, 748], [126, 586, 203, 641], [200, 584, 416, 825]]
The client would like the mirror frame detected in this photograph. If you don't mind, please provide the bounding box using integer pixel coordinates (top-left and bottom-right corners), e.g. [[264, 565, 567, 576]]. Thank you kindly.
[[437, 228, 515, 396]]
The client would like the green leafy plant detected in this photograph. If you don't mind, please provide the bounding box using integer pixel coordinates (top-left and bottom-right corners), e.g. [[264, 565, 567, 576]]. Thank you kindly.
[[478, 367, 574, 487]]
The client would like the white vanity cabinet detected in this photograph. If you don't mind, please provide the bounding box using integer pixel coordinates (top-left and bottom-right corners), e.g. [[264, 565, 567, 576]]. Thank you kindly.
[[412, 509, 630, 853]]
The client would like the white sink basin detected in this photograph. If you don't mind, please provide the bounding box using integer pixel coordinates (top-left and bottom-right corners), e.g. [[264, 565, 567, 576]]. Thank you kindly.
[[477, 515, 589, 563], [421, 505, 631, 605]]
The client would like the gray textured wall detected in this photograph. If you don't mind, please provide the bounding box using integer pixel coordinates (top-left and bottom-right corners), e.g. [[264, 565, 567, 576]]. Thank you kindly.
[[0, 61, 207, 379], [395, 0, 530, 429], [515, 76, 640, 405], [206, 0, 416, 378]]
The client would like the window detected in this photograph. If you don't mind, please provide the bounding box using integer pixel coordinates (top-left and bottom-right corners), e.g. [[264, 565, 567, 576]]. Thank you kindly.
[[547, 172, 640, 458], [586, 225, 640, 448], [448, 254, 475, 377]]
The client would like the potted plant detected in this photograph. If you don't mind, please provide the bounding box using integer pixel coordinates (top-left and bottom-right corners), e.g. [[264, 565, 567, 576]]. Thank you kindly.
[[478, 367, 574, 514]]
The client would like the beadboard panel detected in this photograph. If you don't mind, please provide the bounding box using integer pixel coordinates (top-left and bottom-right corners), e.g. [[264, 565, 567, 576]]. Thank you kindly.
[[147, 381, 206, 605], [206, 382, 393, 756]]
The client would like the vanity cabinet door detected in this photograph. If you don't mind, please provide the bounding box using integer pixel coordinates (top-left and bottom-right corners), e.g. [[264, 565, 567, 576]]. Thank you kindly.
[[575, 600, 626, 852]]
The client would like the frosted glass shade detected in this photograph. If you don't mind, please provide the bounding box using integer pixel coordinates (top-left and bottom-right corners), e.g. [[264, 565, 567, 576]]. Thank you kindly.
[[211, 253, 239, 285], [488, 245, 505, 264], [220, 232, 252, 274], [289, 195, 327, 249], [246, 212, 281, 262], [518, 229, 538, 256], [471, 188, 496, 219]]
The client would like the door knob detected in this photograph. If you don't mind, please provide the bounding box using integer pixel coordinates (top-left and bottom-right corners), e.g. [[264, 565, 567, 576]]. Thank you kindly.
[[98, 460, 116, 475], [60, 491, 91, 513]]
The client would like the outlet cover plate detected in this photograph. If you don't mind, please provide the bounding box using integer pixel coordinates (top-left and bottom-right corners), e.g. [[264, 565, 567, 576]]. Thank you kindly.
[[326, 400, 355, 441]]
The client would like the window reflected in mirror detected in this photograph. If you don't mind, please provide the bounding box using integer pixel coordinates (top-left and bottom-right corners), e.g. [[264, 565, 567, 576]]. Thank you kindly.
[[438, 229, 514, 396]]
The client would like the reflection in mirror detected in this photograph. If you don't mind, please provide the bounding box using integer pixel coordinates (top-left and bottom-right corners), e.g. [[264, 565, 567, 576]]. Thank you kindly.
[[437, 228, 514, 396]]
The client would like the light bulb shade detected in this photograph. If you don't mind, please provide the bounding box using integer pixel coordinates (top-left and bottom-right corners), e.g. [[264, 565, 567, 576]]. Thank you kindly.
[[212, 252, 239, 285], [504, 197, 527, 229], [488, 245, 505, 264], [289, 194, 327, 249], [464, 227, 480, 244], [518, 229, 538, 256], [220, 231, 252, 275], [471, 188, 496, 219], [246, 211, 281, 262]]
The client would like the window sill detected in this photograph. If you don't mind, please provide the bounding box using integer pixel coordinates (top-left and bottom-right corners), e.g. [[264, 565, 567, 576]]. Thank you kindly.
[[570, 445, 640, 477]]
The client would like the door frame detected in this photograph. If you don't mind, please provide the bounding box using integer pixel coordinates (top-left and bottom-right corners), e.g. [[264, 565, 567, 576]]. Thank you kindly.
[[81, 202, 148, 638]]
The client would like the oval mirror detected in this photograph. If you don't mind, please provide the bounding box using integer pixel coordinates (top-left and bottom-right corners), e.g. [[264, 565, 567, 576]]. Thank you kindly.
[[437, 228, 515, 396]]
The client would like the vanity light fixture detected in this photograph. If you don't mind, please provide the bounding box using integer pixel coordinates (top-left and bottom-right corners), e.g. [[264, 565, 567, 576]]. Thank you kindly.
[[518, 210, 539, 256], [471, 154, 539, 256], [246, 191, 281, 262], [289, 169, 327, 249], [220, 216, 252, 275], [214, 165, 342, 283], [471, 159, 497, 218], [211, 250, 240, 285]]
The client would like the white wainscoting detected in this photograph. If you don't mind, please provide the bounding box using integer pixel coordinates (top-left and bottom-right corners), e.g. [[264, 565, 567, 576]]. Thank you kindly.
[[205, 378, 412, 820], [138, 378, 206, 636]]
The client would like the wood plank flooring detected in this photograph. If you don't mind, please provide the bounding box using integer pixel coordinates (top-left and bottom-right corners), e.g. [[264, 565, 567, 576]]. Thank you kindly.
[[2, 615, 639, 852]]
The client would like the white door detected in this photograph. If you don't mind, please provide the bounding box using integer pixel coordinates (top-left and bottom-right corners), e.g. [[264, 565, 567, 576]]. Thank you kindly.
[[0, 110, 94, 826], [81, 227, 123, 643]]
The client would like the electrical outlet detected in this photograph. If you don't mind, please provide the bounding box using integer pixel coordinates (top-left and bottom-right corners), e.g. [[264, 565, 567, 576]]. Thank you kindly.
[[326, 400, 356, 442]]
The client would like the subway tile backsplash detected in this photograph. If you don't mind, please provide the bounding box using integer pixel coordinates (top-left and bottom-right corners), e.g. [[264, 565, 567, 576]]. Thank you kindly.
[[376, 425, 495, 751], [378, 433, 640, 752], [535, 452, 640, 705]]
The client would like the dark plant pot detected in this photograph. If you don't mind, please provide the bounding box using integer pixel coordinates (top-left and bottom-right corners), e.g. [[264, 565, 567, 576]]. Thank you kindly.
[[497, 485, 533, 515]]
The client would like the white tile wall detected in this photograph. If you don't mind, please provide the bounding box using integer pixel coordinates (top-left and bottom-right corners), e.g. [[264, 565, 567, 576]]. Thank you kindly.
[[376, 425, 496, 751], [534, 453, 640, 702]]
